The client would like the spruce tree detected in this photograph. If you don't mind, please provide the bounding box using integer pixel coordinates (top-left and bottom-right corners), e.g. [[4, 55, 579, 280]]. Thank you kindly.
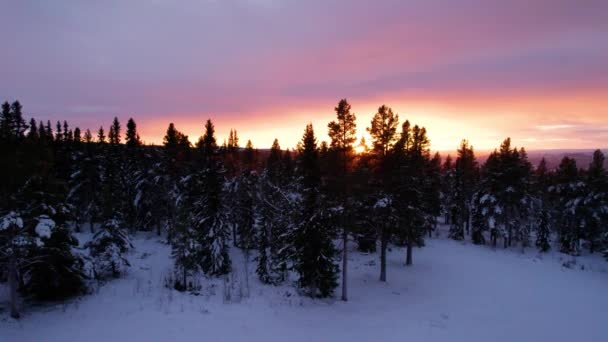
[[292, 124, 338, 297], [327, 98, 356, 301], [473, 139, 534, 248], [84, 129, 93, 143], [125, 118, 142, 147], [73, 127, 82, 143], [255, 139, 291, 284], [535, 208, 551, 252], [392, 121, 434, 265], [367, 105, 399, 281], [97, 126, 106, 143], [55, 121, 63, 142], [176, 120, 231, 277], [108, 117, 121, 145], [549, 157, 583, 255], [583, 150, 607, 253], [449, 140, 478, 240]]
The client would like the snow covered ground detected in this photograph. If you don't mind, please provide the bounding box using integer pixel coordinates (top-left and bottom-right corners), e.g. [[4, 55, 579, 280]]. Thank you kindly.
[[2, 227, 608, 342]]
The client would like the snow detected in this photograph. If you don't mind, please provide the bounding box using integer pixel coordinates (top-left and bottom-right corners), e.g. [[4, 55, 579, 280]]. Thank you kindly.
[[0, 211, 23, 230], [374, 197, 390, 208], [2, 226, 608, 342], [35, 216, 55, 239]]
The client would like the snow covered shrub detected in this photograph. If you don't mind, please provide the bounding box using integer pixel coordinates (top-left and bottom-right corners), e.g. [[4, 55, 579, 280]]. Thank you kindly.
[[1, 213, 90, 301], [87, 218, 132, 279], [21, 219, 90, 300]]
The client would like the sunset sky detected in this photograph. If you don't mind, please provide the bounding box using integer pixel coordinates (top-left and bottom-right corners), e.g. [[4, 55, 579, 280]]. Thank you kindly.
[[2, 0, 607, 151]]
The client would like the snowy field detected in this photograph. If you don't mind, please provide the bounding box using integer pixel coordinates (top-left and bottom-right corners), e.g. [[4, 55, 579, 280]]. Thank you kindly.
[[1, 227, 607, 342]]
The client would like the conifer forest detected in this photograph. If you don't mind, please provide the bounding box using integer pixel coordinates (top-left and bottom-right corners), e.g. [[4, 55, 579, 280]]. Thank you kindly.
[[2, 3, 608, 339], [1, 99, 607, 332]]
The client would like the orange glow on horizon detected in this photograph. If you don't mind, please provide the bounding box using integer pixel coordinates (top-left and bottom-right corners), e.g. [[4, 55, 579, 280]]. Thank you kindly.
[[135, 91, 608, 154]]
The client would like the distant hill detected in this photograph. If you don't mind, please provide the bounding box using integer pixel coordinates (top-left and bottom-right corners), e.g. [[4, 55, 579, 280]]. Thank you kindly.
[[437, 149, 607, 170]]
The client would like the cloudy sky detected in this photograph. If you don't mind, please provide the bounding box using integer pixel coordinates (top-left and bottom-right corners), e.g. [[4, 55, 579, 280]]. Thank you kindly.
[[2, 0, 607, 150]]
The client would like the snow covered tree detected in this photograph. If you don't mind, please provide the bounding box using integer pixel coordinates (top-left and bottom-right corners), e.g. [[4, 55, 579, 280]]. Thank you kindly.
[[472, 139, 535, 249], [67, 145, 103, 232], [198, 120, 231, 276], [172, 173, 203, 290], [1, 175, 89, 317], [581, 150, 608, 253], [255, 141, 293, 285], [440, 155, 455, 224], [292, 124, 338, 297], [0, 212, 26, 318], [549, 157, 584, 255], [391, 121, 435, 265], [424, 152, 442, 237], [535, 208, 551, 252], [449, 140, 478, 240], [87, 218, 131, 279]]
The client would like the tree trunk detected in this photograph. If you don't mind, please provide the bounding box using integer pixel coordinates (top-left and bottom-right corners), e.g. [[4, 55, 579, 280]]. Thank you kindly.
[[405, 237, 412, 266], [243, 249, 250, 298], [232, 224, 238, 248], [341, 227, 348, 301], [9, 255, 20, 319], [406, 242, 413, 266], [405, 229, 413, 266], [380, 231, 387, 282]]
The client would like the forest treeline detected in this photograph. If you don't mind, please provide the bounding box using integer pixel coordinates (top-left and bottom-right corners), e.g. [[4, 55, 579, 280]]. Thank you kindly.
[[1, 99, 607, 319]]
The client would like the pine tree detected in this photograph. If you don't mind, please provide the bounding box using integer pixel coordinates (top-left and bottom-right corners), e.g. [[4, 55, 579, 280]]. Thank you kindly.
[[97, 126, 106, 143], [26, 118, 38, 141], [473, 139, 534, 248], [63, 121, 70, 143], [73, 127, 82, 143], [125, 118, 141, 147], [56, 121, 63, 142], [292, 124, 338, 297], [327, 98, 357, 301], [255, 140, 292, 284], [0, 101, 12, 141], [392, 121, 434, 265], [108, 117, 121, 145], [175, 120, 231, 277], [1, 172, 89, 317], [84, 129, 93, 143], [243, 139, 256, 170], [449, 140, 478, 240], [68, 146, 103, 232], [45, 120, 54, 142], [535, 208, 551, 252], [87, 218, 132, 279], [583, 150, 607, 253], [424, 152, 442, 237], [549, 157, 583, 255], [367, 105, 399, 281], [441, 155, 455, 224], [0, 101, 28, 142]]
